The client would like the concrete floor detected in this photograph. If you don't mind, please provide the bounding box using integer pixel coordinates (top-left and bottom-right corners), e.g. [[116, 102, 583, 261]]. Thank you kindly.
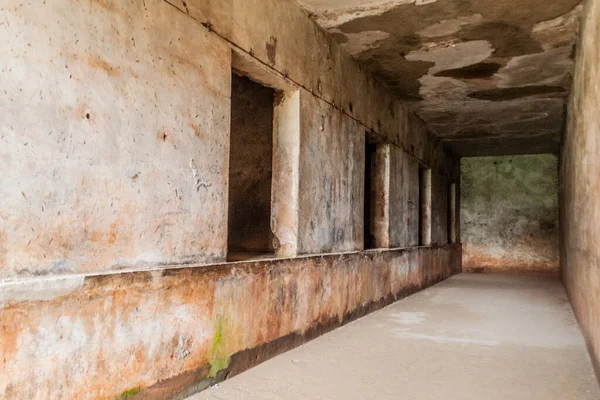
[[189, 274, 600, 400]]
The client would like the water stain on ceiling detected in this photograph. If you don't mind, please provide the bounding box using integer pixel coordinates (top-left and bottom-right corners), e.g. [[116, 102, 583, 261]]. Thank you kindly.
[[295, 0, 583, 156]]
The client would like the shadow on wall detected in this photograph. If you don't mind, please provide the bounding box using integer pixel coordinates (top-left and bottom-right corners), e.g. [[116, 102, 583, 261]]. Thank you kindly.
[[460, 154, 559, 276]]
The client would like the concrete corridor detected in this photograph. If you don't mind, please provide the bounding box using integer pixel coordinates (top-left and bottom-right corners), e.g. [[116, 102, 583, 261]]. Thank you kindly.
[[191, 274, 600, 400]]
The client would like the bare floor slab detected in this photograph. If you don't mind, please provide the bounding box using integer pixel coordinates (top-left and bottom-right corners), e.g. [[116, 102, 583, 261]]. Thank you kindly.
[[189, 273, 600, 400]]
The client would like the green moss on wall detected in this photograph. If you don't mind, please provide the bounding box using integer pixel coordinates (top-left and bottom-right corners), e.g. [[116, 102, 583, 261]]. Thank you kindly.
[[209, 316, 231, 377], [117, 387, 141, 398]]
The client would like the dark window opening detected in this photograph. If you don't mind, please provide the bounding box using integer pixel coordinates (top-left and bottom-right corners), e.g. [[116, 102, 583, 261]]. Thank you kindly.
[[448, 182, 457, 244], [227, 73, 276, 261], [364, 142, 377, 250]]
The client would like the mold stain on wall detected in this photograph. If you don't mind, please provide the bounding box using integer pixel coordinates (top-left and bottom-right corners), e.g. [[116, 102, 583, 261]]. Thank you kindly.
[[461, 154, 559, 275]]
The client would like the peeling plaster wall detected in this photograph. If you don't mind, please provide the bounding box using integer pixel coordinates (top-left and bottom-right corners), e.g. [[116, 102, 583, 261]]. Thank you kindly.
[[0, 0, 460, 397], [561, 0, 600, 380], [461, 155, 559, 275], [295, 0, 583, 156]]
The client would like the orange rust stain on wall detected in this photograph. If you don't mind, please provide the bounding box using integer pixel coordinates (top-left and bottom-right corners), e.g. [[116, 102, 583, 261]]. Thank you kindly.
[[90, 232, 103, 243], [0, 247, 460, 399], [108, 223, 118, 245], [72, 103, 90, 120], [464, 246, 559, 275], [90, 0, 119, 14], [85, 56, 121, 77], [189, 122, 205, 140], [0, 308, 29, 362]]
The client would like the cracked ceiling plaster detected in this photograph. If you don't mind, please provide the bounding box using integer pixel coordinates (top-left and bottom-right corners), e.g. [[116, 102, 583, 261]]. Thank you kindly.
[[296, 0, 583, 156]]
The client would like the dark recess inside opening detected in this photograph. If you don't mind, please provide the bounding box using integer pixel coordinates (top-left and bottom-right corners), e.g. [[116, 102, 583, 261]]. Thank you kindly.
[[448, 182, 457, 244], [364, 141, 377, 250], [227, 73, 276, 261]]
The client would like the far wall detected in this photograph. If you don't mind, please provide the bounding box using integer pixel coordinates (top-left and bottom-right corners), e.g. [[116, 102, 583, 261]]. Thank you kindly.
[[461, 154, 559, 275]]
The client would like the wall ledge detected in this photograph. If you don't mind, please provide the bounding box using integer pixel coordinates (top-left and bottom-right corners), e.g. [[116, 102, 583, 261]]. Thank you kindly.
[[0, 244, 460, 303]]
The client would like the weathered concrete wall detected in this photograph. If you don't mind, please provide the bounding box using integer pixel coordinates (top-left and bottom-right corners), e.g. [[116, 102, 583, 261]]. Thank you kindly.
[[560, 0, 600, 380], [173, 0, 457, 168], [461, 155, 559, 275], [0, 0, 461, 397], [389, 147, 419, 248], [0, 0, 232, 278], [0, 0, 458, 278], [389, 150, 455, 248], [0, 246, 461, 399], [297, 92, 365, 254]]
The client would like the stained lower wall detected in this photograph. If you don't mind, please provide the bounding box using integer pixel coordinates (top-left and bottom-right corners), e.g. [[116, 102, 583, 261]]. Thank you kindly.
[[0, 246, 461, 399], [461, 155, 559, 275], [560, 0, 600, 380]]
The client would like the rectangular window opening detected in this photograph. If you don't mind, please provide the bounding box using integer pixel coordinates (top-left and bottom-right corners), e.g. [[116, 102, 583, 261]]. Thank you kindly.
[[448, 182, 457, 244], [364, 139, 389, 250], [419, 167, 432, 246], [227, 73, 277, 262], [364, 141, 377, 250]]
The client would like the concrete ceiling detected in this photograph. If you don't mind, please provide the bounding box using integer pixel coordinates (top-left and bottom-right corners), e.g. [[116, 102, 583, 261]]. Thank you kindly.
[[295, 0, 583, 156]]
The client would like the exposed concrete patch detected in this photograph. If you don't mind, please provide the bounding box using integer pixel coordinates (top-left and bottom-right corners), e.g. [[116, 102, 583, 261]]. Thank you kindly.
[[456, 22, 542, 57], [532, 4, 583, 51], [405, 40, 493, 74], [335, 30, 391, 56], [357, 44, 434, 100], [298, 0, 439, 28], [418, 14, 483, 37], [497, 46, 574, 87], [417, 75, 474, 102]]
